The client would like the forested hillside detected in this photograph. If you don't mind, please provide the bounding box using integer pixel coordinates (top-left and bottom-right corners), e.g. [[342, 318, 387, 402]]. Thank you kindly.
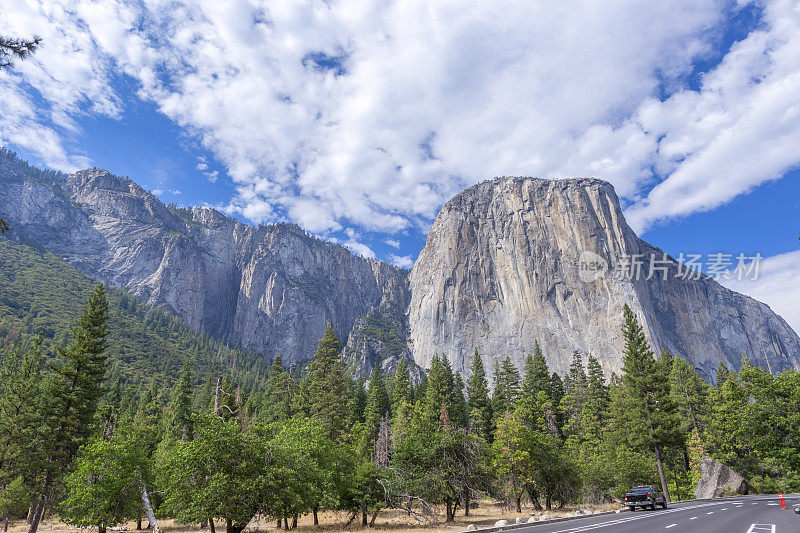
[[1, 261, 798, 533], [0, 236, 268, 393]]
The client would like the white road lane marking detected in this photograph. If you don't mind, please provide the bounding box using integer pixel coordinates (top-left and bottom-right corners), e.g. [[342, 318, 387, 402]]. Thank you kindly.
[[745, 525, 776, 533], [526, 500, 761, 533], [664, 524, 676, 529], [722, 508, 727, 510], [690, 517, 697, 520], [707, 511, 714, 514]]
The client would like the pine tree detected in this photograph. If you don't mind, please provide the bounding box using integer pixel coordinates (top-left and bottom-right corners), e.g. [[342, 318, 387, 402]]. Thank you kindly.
[[715, 362, 731, 386], [467, 349, 493, 441], [585, 355, 609, 419], [424, 356, 455, 426], [166, 361, 193, 441], [567, 351, 588, 401], [669, 355, 708, 434], [522, 342, 551, 400], [261, 356, 297, 423], [300, 325, 353, 440], [28, 285, 110, 533], [392, 360, 412, 407], [0, 338, 43, 521], [362, 367, 391, 455], [492, 356, 520, 423], [619, 304, 681, 503], [450, 372, 468, 428]]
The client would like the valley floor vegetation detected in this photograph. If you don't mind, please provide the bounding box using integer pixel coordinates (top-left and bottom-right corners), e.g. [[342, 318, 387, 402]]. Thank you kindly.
[[1, 285, 799, 533]]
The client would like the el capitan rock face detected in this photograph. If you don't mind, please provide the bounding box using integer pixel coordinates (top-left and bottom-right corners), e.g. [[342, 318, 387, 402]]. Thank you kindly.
[[2, 149, 798, 381], [407, 177, 800, 380]]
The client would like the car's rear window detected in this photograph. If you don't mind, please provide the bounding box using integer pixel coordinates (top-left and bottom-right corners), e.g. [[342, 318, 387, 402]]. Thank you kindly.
[[631, 487, 653, 493]]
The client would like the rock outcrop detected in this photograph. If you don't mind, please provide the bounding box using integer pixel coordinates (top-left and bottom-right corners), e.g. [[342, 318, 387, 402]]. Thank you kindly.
[[0, 155, 410, 373], [2, 148, 799, 380], [408, 177, 800, 380], [694, 456, 749, 499]]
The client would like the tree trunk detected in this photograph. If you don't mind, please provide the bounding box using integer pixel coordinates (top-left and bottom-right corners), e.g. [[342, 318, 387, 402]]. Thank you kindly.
[[225, 519, 246, 533], [526, 485, 542, 511], [463, 487, 470, 516], [99, 524, 106, 533], [201, 521, 207, 529], [26, 507, 33, 525], [445, 498, 455, 523], [292, 515, 297, 529], [369, 509, 379, 527], [654, 444, 671, 503], [515, 495, 522, 513], [283, 517, 288, 530], [138, 473, 159, 533], [137, 515, 142, 530], [4, 516, 9, 532], [545, 488, 552, 511], [276, 520, 281, 529], [27, 499, 44, 533], [209, 518, 216, 533], [313, 507, 319, 526], [213, 375, 222, 415], [362, 506, 367, 526]]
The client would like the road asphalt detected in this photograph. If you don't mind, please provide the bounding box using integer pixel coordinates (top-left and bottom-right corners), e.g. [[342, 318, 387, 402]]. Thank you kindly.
[[507, 495, 800, 533]]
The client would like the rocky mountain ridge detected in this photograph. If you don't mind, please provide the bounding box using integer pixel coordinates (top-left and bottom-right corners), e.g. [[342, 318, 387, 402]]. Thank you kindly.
[[2, 149, 798, 381], [409, 176, 800, 380], [0, 150, 414, 377]]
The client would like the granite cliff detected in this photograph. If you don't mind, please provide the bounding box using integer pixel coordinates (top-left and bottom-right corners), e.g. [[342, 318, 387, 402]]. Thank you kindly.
[[408, 177, 800, 380], [0, 151, 413, 375], [2, 149, 798, 381]]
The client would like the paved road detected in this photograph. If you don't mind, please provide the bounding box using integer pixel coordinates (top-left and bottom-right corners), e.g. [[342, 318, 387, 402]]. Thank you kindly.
[[515, 495, 800, 533]]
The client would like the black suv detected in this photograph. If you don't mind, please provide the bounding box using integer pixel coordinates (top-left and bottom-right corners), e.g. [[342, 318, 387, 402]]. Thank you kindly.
[[624, 485, 668, 511]]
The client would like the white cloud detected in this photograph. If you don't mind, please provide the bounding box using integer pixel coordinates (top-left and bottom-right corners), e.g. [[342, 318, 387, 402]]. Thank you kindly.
[[170, 189, 181, 195], [152, 189, 164, 196], [2, 0, 800, 239], [389, 254, 414, 269], [723, 250, 800, 336], [385, 239, 400, 249], [344, 240, 375, 259]]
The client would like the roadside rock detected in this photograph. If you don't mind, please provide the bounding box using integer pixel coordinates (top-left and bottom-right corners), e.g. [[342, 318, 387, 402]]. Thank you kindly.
[[464, 525, 478, 531], [694, 455, 749, 499], [493, 520, 508, 527]]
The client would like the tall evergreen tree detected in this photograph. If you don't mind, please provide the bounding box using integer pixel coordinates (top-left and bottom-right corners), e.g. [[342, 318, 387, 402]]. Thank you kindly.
[[492, 357, 521, 423], [300, 325, 352, 440], [362, 367, 391, 455], [450, 372, 468, 429], [0, 338, 43, 521], [261, 356, 297, 424], [28, 285, 110, 533], [567, 351, 588, 400], [716, 362, 731, 387], [619, 304, 681, 503], [669, 356, 708, 434], [392, 360, 412, 407], [522, 342, 551, 400], [585, 355, 609, 418], [467, 349, 493, 441], [424, 356, 455, 426], [166, 361, 193, 441]]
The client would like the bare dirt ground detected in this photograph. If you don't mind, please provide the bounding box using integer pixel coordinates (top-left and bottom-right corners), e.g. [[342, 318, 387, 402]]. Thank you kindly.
[[5, 501, 621, 533]]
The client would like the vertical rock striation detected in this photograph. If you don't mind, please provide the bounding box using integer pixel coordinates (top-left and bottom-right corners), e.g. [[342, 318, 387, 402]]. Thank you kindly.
[[408, 177, 800, 381], [0, 160, 407, 370]]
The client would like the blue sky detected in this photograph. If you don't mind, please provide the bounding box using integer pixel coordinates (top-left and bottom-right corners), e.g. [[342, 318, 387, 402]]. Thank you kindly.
[[1, 0, 799, 330]]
